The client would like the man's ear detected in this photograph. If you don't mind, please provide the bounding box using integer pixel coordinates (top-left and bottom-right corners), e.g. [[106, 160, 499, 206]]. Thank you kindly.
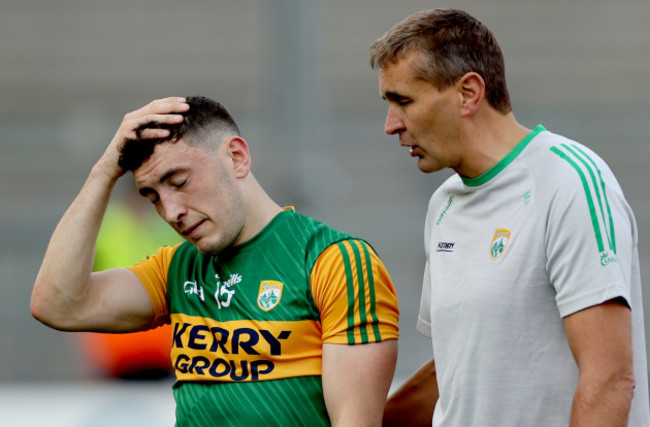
[[225, 136, 251, 178], [457, 72, 485, 117]]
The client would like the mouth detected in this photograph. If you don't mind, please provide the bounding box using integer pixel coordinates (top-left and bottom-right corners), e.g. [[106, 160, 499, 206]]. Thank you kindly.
[[408, 145, 420, 157], [181, 219, 206, 238]]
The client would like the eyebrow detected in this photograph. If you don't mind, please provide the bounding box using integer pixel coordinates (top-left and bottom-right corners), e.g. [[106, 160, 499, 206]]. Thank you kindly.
[[382, 91, 409, 102]]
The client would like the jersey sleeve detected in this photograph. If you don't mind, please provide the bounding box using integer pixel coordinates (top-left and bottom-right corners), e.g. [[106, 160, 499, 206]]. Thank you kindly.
[[127, 243, 182, 327], [310, 239, 399, 345], [546, 144, 634, 318]]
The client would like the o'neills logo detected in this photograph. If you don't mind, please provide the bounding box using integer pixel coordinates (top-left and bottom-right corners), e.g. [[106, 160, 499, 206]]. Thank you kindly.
[[257, 281, 283, 311], [490, 228, 511, 260]]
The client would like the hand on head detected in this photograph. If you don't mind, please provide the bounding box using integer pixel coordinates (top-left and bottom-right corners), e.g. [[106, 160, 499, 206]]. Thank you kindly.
[[97, 97, 190, 180]]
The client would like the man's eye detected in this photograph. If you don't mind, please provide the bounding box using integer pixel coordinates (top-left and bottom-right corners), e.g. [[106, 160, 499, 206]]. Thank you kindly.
[[174, 179, 187, 189], [398, 99, 412, 106]]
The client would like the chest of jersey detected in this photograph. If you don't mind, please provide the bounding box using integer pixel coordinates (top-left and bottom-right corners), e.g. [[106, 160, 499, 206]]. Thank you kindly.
[[427, 169, 556, 335], [166, 242, 322, 383], [169, 246, 319, 322], [163, 212, 353, 384]]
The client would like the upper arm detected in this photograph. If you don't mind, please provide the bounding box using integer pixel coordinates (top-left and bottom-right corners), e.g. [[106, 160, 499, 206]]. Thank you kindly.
[[85, 244, 175, 331], [563, 300, 635, 424], [83, 267, 157, 332], [564, 299, 633, 379], [310, 239, 399, 344], [33, 243, 175, 333], [31, 266, 156, 333], [322, 340, 398, 427], [311, 240, 400, 425]]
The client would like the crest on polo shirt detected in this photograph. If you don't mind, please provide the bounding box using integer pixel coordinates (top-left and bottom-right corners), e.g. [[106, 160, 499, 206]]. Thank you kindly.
[[258, 280, 284, 311], [490, 228, 511, 260]]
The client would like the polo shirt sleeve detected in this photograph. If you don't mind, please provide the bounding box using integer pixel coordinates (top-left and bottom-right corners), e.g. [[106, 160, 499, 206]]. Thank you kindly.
[[127, 243, 182, 328], [546, 144, 634, 318], [309, 239, 399, 345]]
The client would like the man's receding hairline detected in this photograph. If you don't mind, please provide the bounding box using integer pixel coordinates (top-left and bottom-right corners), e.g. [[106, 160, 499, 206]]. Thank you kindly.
[[381, 48, 451, 90]]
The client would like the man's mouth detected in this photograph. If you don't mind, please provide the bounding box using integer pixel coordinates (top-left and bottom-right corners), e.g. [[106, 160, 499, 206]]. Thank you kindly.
[[182, 219, 205, 237], [409, 145, 420, 157]]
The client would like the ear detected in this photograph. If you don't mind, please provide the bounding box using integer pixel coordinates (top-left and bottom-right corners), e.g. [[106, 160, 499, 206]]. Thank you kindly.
[[457, 72, 485, 117], [225, 136, 252, 179]]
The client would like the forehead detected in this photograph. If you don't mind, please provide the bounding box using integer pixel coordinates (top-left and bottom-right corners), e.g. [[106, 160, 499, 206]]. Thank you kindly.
[[379, 51, 432, 95], [132, 141, 207, 187]]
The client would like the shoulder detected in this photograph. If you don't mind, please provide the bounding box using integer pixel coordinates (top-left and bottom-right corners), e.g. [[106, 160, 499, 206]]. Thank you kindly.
[[531, 130, 617, 182], [288, 211, 375, 272], [165, 241, 205, 274], [519, 130, 622, 203], [287, 211, 356, 246], [168, 240, 199, 260]]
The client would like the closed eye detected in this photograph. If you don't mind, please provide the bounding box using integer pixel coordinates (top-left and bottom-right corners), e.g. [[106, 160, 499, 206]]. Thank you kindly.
[[383, 91, 412, 107], [139, 188, 160, 204], [171, 178, 187, 190]]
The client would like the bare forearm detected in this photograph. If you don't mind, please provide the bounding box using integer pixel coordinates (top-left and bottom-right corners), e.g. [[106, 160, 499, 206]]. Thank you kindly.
[[323, 341, 398, 427], [570, 376, 634, 426], [383, 358, 437, 427], [31, 164, 118, 328]]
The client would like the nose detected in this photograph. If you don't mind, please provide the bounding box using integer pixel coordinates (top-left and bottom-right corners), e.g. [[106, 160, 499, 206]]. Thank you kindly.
[[159, 193, 186, 225], [384, 105, 404, 135]]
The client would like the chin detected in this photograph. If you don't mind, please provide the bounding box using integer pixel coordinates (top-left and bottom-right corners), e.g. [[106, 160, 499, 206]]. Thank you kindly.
[[195, 238, 231, 256], [417, 159, 445, 174], [417, 164, 437, 174]]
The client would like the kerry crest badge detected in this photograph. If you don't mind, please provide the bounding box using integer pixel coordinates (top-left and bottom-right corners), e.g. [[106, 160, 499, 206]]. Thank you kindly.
[[258, 280, 283, 311], [490, 228, 511, 260]]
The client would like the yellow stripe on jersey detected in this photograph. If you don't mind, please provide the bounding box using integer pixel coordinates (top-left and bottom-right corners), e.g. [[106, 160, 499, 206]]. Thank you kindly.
[[127, 243, 182, 328], [310, 239, 399, 345], [170, 313, 323, 382]]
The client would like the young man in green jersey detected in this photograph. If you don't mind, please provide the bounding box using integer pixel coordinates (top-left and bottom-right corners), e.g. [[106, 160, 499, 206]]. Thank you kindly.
[[31, 96, 399, 426], [370, 8, 649, 427]]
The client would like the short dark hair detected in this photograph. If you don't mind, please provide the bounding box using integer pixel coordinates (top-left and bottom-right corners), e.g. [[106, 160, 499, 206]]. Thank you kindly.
[[118, 96, 241, 172], [369, 9, 511, 114]]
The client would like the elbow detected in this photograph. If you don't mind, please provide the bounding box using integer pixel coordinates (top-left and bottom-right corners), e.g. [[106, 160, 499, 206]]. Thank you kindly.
[[602, 365, 635, 406], [610, 370, 636, 421], [30, 280, 72, 330], [30, 283, 47, 322], [617, 370, 636, 404], [30, 285, 57, 328], [598, 368, 636, 415], [608, 359, 636, 403]]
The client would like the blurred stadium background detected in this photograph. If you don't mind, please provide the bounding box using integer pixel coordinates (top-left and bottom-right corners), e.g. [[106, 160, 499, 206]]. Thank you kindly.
[[1, 0, 649, 425]]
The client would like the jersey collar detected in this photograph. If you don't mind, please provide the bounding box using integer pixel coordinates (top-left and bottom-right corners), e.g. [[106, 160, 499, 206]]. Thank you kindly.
[[461, 124, 546, 187]]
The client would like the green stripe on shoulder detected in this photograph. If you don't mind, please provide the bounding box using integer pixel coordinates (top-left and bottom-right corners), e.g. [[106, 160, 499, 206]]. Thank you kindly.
[[359, 240, 382, 342], [550, 144, 616, 259], [568, 144, 616, 253], [348, 241, 369, 344], [336, 241, 357, 345]]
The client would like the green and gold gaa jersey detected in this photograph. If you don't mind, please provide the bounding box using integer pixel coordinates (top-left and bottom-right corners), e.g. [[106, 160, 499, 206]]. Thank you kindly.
[[129, 209, 399, 426]]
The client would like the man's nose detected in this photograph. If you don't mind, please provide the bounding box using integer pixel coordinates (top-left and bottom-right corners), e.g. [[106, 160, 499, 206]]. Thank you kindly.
[[160, 195, 186, 225], [384, 106, 404, 135]]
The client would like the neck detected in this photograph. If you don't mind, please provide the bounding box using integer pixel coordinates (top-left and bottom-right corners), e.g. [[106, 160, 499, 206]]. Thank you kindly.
[[236, 174, 283, 245], [455, 111, 531, 179]]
